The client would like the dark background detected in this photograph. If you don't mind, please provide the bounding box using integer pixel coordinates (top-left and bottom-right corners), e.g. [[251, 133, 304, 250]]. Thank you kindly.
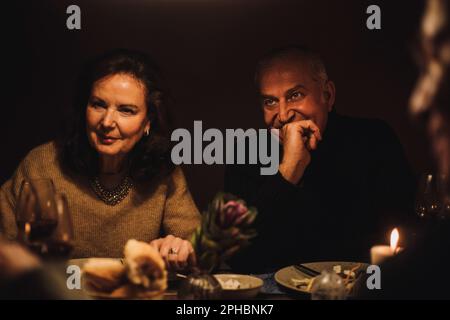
[[6, 0, 432, 210]]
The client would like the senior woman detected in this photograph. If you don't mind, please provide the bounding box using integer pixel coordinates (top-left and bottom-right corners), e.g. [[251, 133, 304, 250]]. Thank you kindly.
[[0, 49, 200, 270]]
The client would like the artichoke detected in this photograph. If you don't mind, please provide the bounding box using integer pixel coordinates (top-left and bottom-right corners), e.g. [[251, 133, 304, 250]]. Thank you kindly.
[[190, 192, 257, 273]]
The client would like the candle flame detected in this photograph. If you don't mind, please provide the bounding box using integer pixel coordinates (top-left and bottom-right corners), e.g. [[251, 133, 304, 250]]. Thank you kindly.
[[25, 222, 31, 235], [390, 228, 399, 252]]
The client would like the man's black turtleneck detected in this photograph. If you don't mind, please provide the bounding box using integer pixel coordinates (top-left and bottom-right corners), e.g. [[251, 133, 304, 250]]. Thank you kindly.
[[225, 112, 416, 273]]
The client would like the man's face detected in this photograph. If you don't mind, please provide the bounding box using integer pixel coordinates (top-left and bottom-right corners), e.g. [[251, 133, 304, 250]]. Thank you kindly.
[[258, 58, 334, 142]]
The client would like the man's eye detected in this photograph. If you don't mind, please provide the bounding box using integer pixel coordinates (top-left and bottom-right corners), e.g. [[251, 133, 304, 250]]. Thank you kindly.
[[289, 92, 304, 101], [264, 99, 277, 107]]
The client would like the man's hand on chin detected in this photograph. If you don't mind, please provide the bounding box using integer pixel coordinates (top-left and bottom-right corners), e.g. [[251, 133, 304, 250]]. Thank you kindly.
[[278, 120, 322, 185]]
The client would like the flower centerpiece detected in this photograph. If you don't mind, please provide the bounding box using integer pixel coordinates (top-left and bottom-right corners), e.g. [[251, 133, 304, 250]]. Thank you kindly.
[[178, 192, 257, 299]]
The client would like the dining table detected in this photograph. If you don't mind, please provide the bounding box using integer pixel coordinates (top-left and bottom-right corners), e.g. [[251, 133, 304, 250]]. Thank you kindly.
[[64, 258, 366, 300]]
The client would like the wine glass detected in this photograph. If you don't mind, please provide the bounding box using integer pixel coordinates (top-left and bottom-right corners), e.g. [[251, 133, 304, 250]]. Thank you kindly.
[[415, 173, 441, 219], [436, 174, 450, 220], [16, 180, 34, 243], [16, 179, 59, 257], [46, 193, 74, 259]]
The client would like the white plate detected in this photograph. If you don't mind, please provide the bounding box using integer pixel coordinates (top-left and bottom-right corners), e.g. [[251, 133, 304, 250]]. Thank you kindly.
[[274, 261, 368, 295]]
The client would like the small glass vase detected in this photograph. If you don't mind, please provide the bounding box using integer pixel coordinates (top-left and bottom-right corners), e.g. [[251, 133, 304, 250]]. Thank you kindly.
[[310, 270, 347, 300], [178, 269, 222, 300]]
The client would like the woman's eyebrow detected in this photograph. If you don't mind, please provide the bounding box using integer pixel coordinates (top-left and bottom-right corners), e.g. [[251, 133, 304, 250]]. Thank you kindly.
[[118, 104, 139, 109], [90, 96, 107, 104], [90, 95, 104, 101]]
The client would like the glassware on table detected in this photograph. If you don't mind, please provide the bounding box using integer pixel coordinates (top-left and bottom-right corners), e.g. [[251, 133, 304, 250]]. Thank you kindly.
[[15, 179, 74, 259], [46, 193, 74, 259], [415, 173, 442, 219], [177, 270, 222, 300], [310, 270, 347, 300], [16, 179, 58, 255], [436, 174, 450, 220]]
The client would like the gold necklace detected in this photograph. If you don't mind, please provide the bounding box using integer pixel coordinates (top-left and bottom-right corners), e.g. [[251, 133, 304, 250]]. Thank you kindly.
[[90, 175, 133, 206]]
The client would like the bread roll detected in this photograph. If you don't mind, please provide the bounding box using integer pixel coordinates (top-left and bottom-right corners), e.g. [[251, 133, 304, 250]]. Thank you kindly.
[[81, 240, 168, 297], [83, 258, 126, 292], [124, 239, 167, 292]]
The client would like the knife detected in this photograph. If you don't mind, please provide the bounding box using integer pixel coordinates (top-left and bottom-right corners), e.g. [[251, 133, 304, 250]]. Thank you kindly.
[[294, 264, 321, 277]]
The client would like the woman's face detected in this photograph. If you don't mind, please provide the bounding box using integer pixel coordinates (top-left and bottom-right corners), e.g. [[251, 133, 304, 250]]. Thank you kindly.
[[86, 73, 150, 158]]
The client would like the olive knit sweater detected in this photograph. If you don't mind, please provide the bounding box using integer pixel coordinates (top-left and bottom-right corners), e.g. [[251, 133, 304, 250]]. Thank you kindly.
[[0, 141, 201, 258]]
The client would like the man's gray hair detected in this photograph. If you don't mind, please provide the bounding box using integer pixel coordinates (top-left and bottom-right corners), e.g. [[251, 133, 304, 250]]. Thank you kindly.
[[255, 45, 329, 86]]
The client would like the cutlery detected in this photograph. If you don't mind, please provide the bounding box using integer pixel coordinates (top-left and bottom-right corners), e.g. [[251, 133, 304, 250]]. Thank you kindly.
[[294, 264, 321, 277]]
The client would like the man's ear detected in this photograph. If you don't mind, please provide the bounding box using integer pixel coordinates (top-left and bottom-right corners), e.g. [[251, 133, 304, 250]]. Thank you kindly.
[[324, 81, 336, 112]]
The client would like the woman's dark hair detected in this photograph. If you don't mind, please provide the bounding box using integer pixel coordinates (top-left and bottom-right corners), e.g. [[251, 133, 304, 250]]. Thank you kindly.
[[58, 49, 174, 183]]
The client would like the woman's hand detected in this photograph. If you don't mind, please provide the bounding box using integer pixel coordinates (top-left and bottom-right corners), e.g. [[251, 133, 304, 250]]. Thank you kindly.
[[150, 235, 196, 271]]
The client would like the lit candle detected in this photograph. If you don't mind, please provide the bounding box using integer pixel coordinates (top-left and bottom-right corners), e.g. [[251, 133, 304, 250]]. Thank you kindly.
[[370, 228, 404, 265]]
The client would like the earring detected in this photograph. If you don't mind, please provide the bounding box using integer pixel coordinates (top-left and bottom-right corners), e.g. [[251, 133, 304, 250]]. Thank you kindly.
[[144, 129, 150, 136]]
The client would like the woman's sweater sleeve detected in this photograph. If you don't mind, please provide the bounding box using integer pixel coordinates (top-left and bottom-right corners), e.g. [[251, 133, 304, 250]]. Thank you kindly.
[[162, 167, 201, 240]]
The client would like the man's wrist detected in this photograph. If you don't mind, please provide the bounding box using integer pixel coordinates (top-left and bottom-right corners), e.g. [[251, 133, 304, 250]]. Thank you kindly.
[[279, 162, 305, 185]]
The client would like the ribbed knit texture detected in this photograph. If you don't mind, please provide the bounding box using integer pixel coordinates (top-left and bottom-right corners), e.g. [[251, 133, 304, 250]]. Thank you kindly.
[[0, 141, 201, 258]]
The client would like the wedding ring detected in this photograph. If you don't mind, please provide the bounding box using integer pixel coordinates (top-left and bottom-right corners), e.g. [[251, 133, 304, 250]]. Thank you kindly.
[[168, 247, 179, 255]]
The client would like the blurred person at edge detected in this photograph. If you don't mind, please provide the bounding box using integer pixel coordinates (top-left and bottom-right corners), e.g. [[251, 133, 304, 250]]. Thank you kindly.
[[356, 0, 450, 299], [0, 238, 83, 299]]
